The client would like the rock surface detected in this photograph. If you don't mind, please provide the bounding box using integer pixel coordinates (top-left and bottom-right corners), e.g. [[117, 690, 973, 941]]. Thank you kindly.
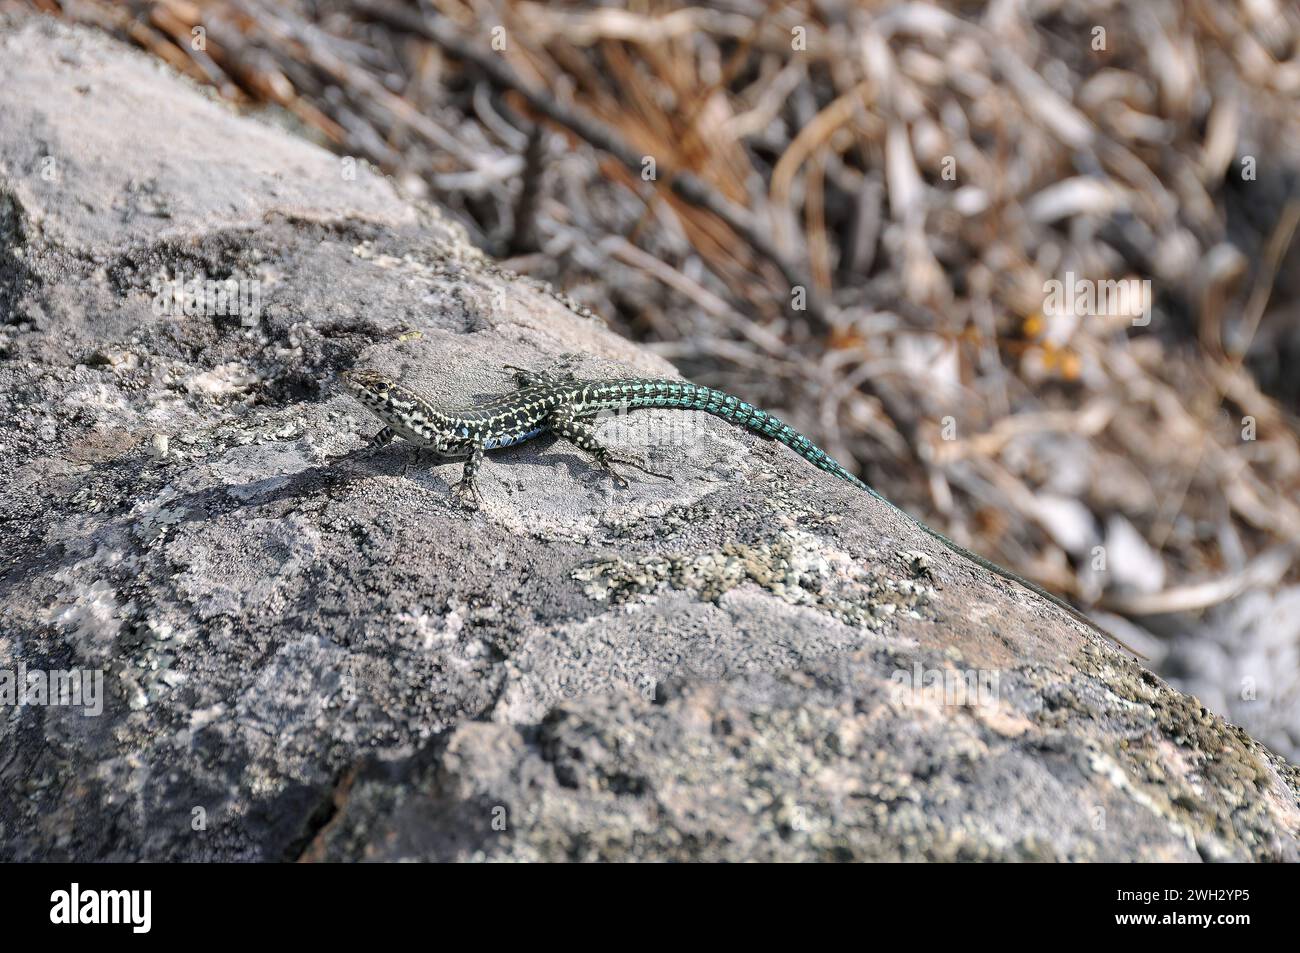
[[0, 16, 1297, 862]]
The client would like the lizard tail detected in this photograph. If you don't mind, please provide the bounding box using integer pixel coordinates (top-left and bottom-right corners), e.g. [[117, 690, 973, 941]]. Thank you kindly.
[[614, 380, 874, 487], [692, 389, 881, 495]]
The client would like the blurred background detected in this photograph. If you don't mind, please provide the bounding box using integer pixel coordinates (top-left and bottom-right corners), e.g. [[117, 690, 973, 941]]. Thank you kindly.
[[11, 0, 1300, 759]]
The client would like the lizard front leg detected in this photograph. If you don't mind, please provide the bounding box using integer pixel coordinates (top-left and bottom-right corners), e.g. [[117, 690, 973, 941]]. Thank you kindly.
[[548, 411, 670, 488], [450, 445, 486, 509], [372, 424, 426, 474]]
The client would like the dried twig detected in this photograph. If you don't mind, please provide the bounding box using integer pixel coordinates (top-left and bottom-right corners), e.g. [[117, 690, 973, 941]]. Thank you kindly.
[[352, 0, 830, 331]]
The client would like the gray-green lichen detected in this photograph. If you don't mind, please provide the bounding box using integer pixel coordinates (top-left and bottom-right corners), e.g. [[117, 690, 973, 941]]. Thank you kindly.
[[573, 529, 937, 629]]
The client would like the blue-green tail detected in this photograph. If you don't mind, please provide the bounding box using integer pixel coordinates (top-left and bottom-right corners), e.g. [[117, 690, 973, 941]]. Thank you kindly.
[[595, 380, 861, 477], [602, 380, 876, 491]]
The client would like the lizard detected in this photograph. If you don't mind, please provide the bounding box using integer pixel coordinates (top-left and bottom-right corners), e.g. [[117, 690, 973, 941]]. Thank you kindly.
[[342, 364, 1138, 655]]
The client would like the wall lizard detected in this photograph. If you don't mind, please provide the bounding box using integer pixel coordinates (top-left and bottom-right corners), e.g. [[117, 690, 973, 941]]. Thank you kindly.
[[343, 365, 1137, 654]]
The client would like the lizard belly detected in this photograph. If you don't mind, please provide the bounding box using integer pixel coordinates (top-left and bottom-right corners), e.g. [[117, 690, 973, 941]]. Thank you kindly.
[[483, 426, 546, 450]]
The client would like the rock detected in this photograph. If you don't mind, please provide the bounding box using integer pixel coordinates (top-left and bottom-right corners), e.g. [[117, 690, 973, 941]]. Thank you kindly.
[[0, 15, 1296, 861]]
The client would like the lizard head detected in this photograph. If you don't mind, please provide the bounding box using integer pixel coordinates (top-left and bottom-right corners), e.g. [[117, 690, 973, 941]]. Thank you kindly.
[[342, 369, 455, 450], [341, 369, 400, 409]]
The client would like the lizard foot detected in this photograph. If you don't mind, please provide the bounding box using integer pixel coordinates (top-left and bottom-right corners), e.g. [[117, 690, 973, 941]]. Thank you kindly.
[[603, 453, 673, 488], [504, 356, 579, 389], [451, 478, 483, 510], [504, 365, 574, 388], [402, 447, 429, 477]]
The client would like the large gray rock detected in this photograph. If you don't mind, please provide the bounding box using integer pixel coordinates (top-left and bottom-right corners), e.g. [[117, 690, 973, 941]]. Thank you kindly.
[[1, 16, 1296, 861]]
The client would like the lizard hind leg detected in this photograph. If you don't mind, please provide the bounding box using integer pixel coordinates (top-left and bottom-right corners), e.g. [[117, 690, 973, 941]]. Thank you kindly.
[[503, 363, 577, 390], [549, 412, 671, 489]]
